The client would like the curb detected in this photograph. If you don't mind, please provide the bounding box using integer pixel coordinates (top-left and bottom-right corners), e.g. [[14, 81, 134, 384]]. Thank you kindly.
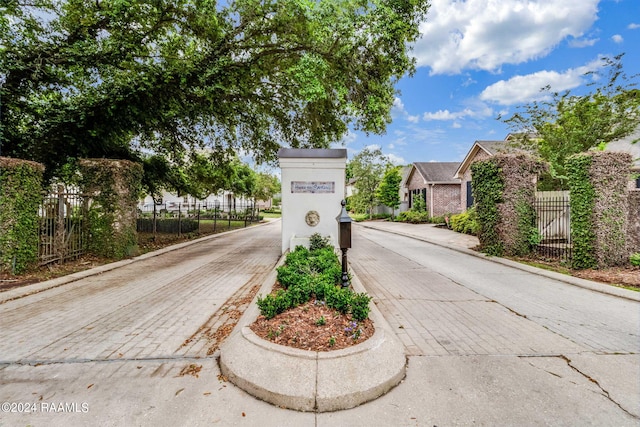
[[0, 219, 279, 304], [356, 222, 640, 303], [219, 253, 407, 412]]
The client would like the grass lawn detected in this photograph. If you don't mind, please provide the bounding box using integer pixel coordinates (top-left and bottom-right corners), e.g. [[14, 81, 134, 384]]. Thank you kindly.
[[348, 213, 369, 222], [260, 211, 281, 219]]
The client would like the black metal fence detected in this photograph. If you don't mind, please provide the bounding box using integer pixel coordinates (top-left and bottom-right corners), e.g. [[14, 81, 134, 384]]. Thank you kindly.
[[39, 185, 88, 265], [137, 201, 261, 236], [533, 192, 572, 263]]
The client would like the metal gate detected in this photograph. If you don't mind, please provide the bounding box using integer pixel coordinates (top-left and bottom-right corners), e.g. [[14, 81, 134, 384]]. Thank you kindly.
[[39, 185, 88, 265], [533, 191, 572, 262]]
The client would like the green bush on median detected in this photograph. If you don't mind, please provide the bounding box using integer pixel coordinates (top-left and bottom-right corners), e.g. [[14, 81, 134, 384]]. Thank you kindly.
[[257, 233, 372, 321]]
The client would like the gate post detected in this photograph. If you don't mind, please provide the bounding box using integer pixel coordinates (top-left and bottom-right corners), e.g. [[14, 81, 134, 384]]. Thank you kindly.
[[0, 157, 45, 274], [278, 149, 347, 254], [80, 159, 143, 259], [55, 184, 66, 263]]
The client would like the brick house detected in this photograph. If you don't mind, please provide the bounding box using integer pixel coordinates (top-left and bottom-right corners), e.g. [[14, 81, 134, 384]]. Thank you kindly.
[[454, 138, 530, 210], [404, 162, 461, 217]]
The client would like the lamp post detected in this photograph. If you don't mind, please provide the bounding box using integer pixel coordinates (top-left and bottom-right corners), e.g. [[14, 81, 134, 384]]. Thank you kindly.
[[336, 199, 352, 288]]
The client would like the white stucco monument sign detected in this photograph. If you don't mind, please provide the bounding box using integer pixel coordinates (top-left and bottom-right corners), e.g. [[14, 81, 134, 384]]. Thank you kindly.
[[278, 148, 347, 254]]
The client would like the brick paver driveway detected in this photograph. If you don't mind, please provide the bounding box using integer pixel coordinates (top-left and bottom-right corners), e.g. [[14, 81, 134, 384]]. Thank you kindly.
[[0, 222, 281, 364]]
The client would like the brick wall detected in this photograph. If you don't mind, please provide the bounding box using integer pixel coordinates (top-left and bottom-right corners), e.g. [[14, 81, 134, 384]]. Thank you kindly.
[[431, 184, 462, 216], [406, 168, 425, 191]]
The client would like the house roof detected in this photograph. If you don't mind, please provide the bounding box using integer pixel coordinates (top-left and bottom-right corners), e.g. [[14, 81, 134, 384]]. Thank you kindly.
[[399, 165, 413, 188], [604, 127, 640, 169], [454, 140, 529, 179], [410, 162, 461, 184]]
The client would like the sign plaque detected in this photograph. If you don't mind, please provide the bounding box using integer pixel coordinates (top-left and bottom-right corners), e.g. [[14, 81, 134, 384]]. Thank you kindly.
[[291, 181, 335, 194]]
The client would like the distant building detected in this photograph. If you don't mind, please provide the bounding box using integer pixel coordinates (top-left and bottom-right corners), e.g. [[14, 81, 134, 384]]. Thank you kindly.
[[404, 162, 461, 217], [604, 127, 640, 190], [454, 139, 530, 210]]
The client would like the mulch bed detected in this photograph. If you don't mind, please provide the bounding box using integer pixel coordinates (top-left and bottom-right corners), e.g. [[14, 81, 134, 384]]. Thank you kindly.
[[250, 300, 375, 352]]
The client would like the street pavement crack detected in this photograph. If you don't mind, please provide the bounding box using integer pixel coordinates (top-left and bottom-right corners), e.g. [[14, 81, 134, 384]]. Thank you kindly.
[[487, 299, 528, 318], [559, 355, 639, 420]]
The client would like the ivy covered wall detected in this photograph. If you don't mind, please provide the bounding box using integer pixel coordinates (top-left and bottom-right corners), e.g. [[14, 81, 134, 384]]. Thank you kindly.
[[567, 152, 631, 269], [0, 157, 45, 274], [79, 159, 143, 259], [628, 190, 640, 255], [471, 154, 546, 257]]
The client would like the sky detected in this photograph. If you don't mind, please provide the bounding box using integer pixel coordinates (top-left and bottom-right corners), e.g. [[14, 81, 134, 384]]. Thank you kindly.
[[336, 0, 640, 165]]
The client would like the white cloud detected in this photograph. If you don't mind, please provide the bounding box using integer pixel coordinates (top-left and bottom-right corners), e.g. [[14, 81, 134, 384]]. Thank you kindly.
[[339, 130, 357, 146], [452, 122, 462, 129], [568, 37, 599, 48], [423, 109, 460, 121], [413, 0, 599, 74], [629, 23, 640, 30], [393, 96, 421, 123], [387, 154, 406, 165], [423, 105, 494, 121], [479, 59, 604, 105], [392, 97, 405, 111], [611, 34, 624, 43]]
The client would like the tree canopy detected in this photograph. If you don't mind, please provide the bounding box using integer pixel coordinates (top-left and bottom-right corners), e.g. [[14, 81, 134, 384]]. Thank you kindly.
[[503, 54, 640, 189], [376, 165, 401, 218], [252, 171, 280, 204], [349, 146, 390, 218], [0, 0, 430, 183]]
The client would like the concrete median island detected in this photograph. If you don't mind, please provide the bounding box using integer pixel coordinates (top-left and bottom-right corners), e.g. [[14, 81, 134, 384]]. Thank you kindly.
[[219, 262, 407, 412]]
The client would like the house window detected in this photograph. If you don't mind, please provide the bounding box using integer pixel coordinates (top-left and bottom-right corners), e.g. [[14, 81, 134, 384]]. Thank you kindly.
[[466, 181, 474, 208], [636, 176, 640, 189]]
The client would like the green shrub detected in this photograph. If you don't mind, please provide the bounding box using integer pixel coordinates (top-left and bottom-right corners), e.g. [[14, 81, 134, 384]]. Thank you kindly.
[[350, 292, 372, 321], [450, 207, 479, 235], [411, 194, 426, 212], [430, 215, 446, 224], [258, 242, 372, 321], [630, 253, 640, 267], [396, 210, 429, 223], [309, 232, 331, 251], [324, 285, 352, 314]]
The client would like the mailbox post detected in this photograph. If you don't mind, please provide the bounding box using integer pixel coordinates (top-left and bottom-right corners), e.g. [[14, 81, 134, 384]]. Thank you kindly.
[[336, 199, 352, 288]]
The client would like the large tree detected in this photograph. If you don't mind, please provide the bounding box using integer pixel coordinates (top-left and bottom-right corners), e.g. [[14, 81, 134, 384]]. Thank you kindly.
[[349, 147, 390, 218], [252, 172, 280, 206], [503, 54, 640, 189], [376, 165, 402, 219], [0, 0, 430, 182], [142, 151, 234, 202]]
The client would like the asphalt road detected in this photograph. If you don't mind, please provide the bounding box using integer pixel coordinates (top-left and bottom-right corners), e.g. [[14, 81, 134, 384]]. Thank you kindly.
[[0, 221, 638, 426]]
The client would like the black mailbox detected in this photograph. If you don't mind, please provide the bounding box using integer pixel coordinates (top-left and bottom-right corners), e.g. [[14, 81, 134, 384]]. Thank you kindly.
[[336, 199, 352, 249], [336, 200, 351, 287]]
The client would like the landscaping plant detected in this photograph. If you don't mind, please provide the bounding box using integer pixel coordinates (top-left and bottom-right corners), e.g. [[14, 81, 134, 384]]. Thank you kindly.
[[257, 233, 372, 322]]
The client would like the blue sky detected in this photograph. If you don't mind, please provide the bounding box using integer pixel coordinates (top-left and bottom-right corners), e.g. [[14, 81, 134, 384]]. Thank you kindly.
[[337, 0, 640, 165]]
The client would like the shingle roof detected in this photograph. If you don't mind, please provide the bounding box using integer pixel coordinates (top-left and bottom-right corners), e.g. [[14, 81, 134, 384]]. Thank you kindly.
[[605, 127, 640, 168], [475, 140, 523, 155], [413, 162, 460, 183]]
